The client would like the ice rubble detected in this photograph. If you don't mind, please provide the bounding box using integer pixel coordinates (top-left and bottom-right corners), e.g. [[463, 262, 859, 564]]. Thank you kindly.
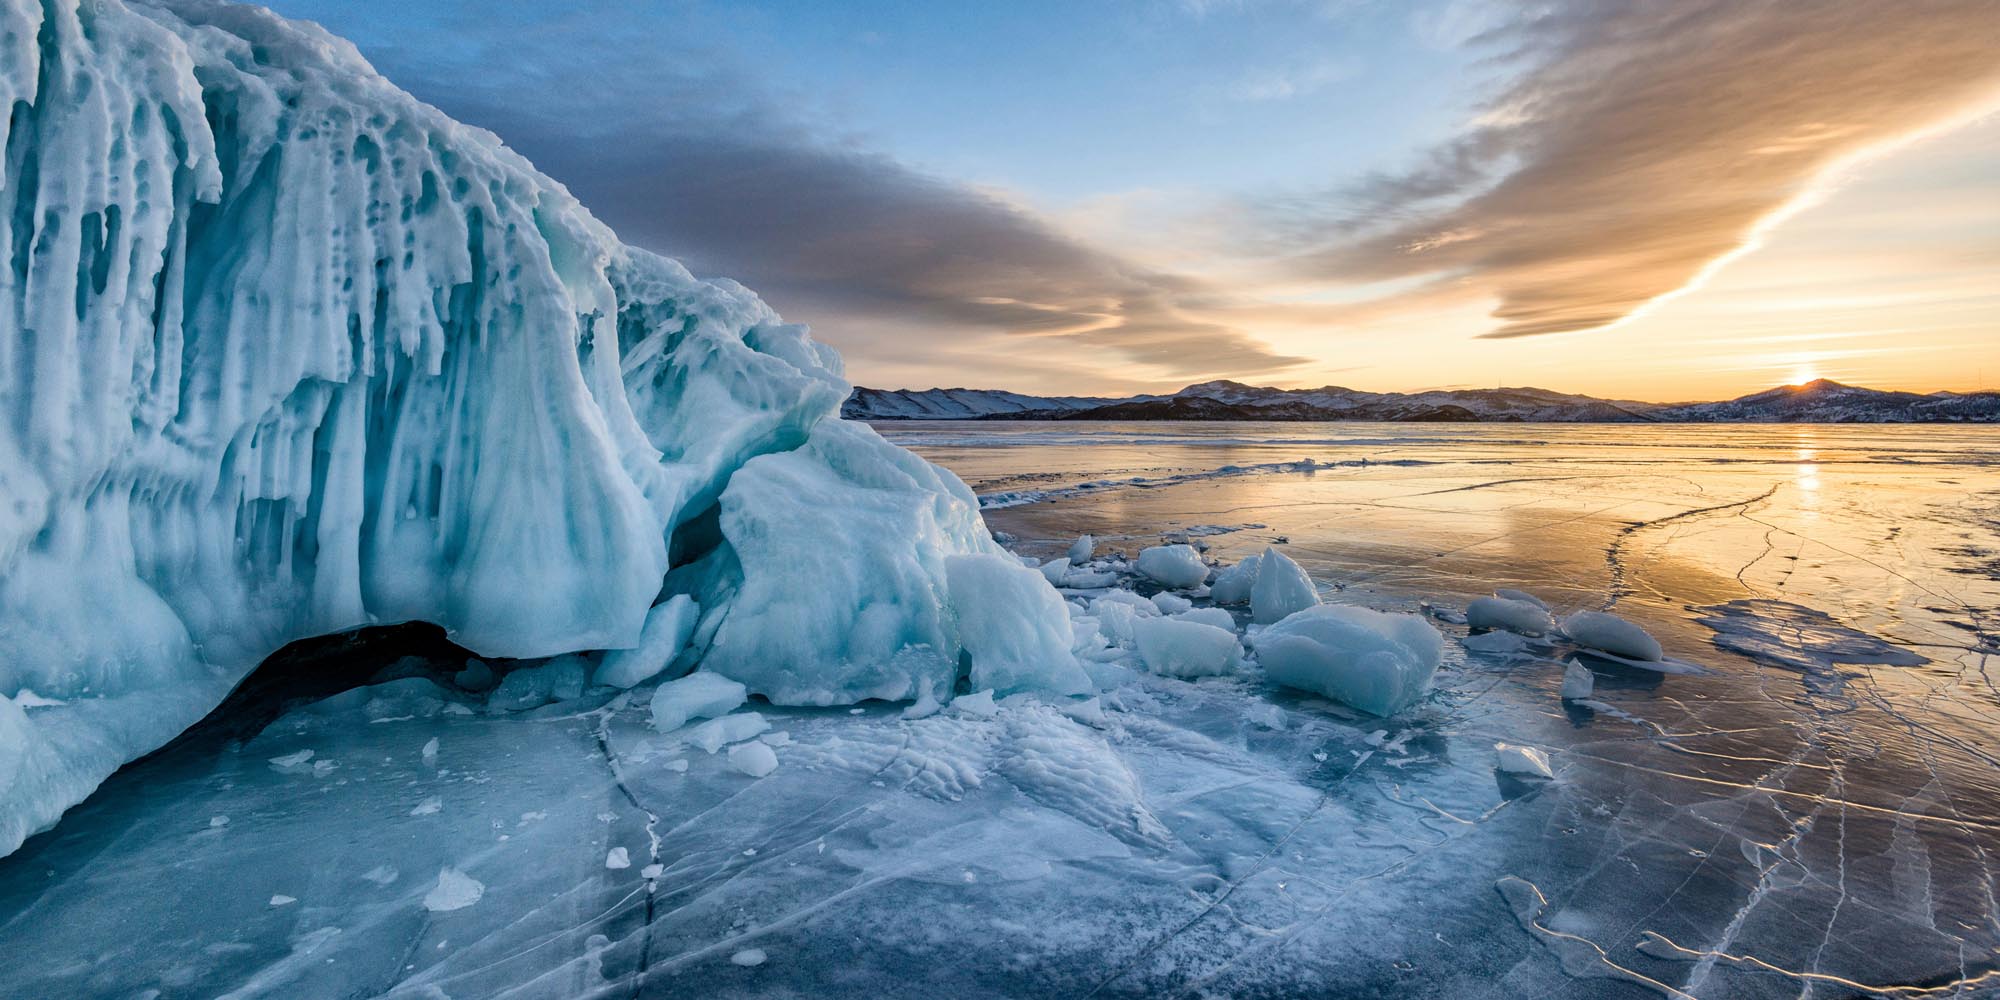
[[0, 0, 1083, 855]]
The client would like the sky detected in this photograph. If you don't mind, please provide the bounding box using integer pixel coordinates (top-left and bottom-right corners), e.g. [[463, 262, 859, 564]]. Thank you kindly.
[[267, 0, 2000, 401]]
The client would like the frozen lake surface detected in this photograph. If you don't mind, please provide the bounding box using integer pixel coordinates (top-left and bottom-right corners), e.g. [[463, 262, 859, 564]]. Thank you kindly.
[[5, 422, 1998, 999]]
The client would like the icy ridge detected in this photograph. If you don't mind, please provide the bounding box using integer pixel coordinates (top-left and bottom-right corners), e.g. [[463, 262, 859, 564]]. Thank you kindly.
[[0, 0, 1070, 854]]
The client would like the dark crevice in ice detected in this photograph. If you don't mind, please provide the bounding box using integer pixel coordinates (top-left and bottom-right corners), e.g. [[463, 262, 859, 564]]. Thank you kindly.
[[145, 622, 477, 759]]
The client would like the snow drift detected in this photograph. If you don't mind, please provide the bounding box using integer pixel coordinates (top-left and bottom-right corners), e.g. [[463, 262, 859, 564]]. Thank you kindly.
[[0, 0, 1073, 854]]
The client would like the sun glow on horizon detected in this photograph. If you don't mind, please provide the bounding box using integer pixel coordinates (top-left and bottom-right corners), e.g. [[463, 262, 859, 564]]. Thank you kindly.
[[1788, 359, 1823, 386]]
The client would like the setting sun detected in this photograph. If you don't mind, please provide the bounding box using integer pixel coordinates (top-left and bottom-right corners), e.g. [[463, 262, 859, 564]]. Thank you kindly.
[[1789, 360, 1823, 385]]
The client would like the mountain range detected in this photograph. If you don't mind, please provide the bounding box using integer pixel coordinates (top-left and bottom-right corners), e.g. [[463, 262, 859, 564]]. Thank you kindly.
[[843, 379, 2000, 423]]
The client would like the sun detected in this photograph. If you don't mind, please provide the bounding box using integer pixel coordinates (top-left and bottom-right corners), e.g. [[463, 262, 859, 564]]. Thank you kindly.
[[1787, 360, 1821, 386]]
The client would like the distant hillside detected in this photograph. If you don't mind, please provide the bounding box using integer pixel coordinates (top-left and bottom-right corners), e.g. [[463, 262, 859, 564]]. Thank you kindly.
[[842, 379, 2000, 423]]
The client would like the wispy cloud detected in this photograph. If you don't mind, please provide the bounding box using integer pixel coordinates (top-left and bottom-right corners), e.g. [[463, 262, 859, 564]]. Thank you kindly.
[[1271, 0, 2000, 339], [299, 1, 1308, 382]]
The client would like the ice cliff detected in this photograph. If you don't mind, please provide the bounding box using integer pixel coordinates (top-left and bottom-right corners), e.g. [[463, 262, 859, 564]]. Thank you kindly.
[[0, 0, 1077, 854]]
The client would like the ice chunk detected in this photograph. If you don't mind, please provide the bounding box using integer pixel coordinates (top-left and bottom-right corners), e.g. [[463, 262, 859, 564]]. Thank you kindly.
[[1209, 553, 1262, 605], [1136, 545, 1208, 589], [728, 741, 780, 778], [1463, 630, 1531, 655], [1039, 558, 1071, 586], [1561, 659, 1594, 700], [649, 673, 749, 733], [410, 796, 443, 817], [268, 750, 315, 773], [945, 556, 1093, 697], [1067, 535, 1095, 563], [685, 713, 771, 754], [731, 949, 769, 967], [597, 596, 702, 689], [488, 658, 590, 713], [1150, 593, 1193, 616], [1495, 743, 1555, 779], [1251, 548, 1319, 625], [453, 661, 496, 693], [421, 738, 440, 765], [950, 690, 1000, 718], [1094, 591, 1161, 616], [1132, 618, 1243, 679], [1093, 602, 1140, 647], [605, 848, 631, 870], [1466, 595, 1555, 636], [1561, 611, 1664, 661], [1062, 570, 1119, 589], [423, 868, 485, 912], [1494, 588, 1549, 610], [1256, 606, 1444, 717], [270, 895, 296, 907], [1174, 607, 1238, 632]]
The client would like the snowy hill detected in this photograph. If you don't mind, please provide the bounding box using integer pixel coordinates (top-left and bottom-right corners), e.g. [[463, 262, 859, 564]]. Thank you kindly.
[[841, 386, 1115, 419], [0, 0, 1080, 855], [846, 378, 1998, 423], [1655, 379, 2000, 422]]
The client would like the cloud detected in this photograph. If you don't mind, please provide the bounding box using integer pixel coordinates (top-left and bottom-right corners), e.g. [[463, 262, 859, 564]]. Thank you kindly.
[[306, 1, 1307, 381], [1277, 0, 2000, 339]]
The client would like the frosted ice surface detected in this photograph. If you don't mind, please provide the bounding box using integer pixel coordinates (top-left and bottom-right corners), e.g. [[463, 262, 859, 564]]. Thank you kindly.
[[649, 672, 749, 733], [1135, 545, 1208, 589], [1466, 595, 1555, 635], [1256, 605, 1444, 717], [1560, 611, 1664, 662], [1250, 547, 1320, 624]]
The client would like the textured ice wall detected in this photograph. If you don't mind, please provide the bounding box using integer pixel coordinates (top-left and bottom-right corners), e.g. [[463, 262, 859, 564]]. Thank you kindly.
[[0, 0, 1070, 854]]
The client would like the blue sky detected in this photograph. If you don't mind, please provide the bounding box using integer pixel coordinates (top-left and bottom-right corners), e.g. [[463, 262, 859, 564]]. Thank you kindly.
[[266, 0, 2000, 398]]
